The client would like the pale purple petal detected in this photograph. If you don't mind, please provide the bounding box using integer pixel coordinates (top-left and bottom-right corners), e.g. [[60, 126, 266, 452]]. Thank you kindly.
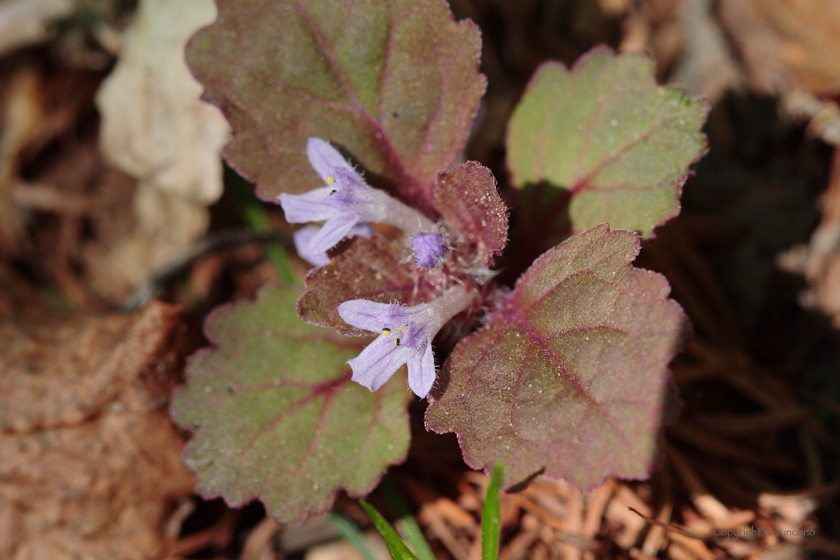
[[293, 225, 331, 267], [293, 224, 373, 267], [348, 337, 408, 391], [278, 187, 335, 223], [307, 137, 363, 184], [407, 342, 436, 398], [307, 213, 358, 255], [337, 299, 395, 332], [342, 286, 472, 397]]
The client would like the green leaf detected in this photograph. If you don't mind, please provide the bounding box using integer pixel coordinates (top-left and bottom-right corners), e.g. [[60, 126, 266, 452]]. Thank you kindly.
[[188, 0, 486, 210], [171, 285, 410, 523], [426, 224, 690, 490], [506, 48, 708, 237], [360, 499, 419, 560], [482, 464, 504, 560]]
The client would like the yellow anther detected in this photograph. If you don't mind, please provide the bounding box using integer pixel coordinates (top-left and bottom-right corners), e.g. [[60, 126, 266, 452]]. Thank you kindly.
[[328, 189, 337, 195], [327, 175, 335, 184], [394, 338, 401, 347], [382, 327, 391, 335]]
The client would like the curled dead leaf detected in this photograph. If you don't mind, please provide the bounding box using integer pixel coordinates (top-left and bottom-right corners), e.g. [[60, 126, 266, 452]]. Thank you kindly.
[[96, 0, 231, 287]]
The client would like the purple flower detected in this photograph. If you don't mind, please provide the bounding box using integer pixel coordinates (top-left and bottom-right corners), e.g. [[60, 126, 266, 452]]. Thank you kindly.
[[279, 138, 433, 256], [293, 223, 373, 267], [305, 136, 365, 186], [337, 286, 474, 398], [411, 232, 448, 267]]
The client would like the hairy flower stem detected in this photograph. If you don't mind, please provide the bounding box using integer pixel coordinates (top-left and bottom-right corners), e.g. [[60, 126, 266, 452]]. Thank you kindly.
[[425, 284, 475, 332], [378, 197, 436, 236]]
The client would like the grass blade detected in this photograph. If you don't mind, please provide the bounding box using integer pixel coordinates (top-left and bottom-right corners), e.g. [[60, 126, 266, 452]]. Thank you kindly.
[[326, 511, 381, 560], [360, 499, 419, 560], [380, 475, 436, 560], [482, 463, 504, 560]]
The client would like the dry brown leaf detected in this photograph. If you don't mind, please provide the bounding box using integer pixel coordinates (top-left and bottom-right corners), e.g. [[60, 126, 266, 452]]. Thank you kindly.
[[0, 69, 47, 256], [0, 260, 41, 318], [0, 300, 184, 430], [668, 0, 743, 103], [720, 0, 840, 96], [96, 0, 230, 287], [0, 301, 196, 560], [778, 149, 840, 325]]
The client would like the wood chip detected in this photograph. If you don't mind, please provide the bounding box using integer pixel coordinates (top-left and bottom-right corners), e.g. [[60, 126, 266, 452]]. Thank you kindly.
[[422, 502, 470, 560]]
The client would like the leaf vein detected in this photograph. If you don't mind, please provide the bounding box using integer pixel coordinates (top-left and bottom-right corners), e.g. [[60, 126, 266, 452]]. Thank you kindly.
[[571, 106, 696, 194], [294, 0, 423, 195]]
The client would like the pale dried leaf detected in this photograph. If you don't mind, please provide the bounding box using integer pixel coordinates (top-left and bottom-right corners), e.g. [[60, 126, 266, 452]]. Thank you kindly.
[[669, 0, 743, 103], [97, 0, 229, 204], [96, 0, 230, 284], [0, 0, 72, 56]]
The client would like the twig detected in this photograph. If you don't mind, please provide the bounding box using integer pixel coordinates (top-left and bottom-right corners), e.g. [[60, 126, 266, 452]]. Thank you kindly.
[[123, 228, 291, 310], [627, 508, 704, 541]]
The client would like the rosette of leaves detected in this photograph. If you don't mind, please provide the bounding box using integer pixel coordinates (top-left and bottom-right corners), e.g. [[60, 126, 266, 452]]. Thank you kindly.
[[173, 0, 708, 522]]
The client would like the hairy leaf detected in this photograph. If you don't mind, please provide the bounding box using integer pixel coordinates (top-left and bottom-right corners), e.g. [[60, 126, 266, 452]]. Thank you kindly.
[[425, 224, 689, 490], [506, 48, 708, 237], [171, 286, 410, 523], [298, 235, 433, 335], [434, 162, 508, 266], [188, 0, 486, 209]]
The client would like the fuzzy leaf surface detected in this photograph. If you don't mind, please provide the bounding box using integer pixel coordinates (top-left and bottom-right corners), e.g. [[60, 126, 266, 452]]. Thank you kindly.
[[298, 235, 432, 335], [171, 286, 410, 523], [506, 48, 708, 237], [425, 224, 689, 490], [188, 0, 486, 209], [434, 162, 508, 266]]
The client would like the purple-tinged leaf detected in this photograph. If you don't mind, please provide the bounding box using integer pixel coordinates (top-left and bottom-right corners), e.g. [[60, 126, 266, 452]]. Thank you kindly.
[[171, 286, 410, 524], [506, 48, 708, 237], [434, 162, 508, 266], [188, 0, 486, 210], [297, 236, 433, 335], [425, 224, 690, 490]]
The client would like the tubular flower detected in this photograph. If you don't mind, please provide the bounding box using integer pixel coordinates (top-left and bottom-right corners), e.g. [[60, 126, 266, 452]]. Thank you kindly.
[[337, 285, 474, 398], [278, 138, 434, 256], [293, 223, 373, 267]]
